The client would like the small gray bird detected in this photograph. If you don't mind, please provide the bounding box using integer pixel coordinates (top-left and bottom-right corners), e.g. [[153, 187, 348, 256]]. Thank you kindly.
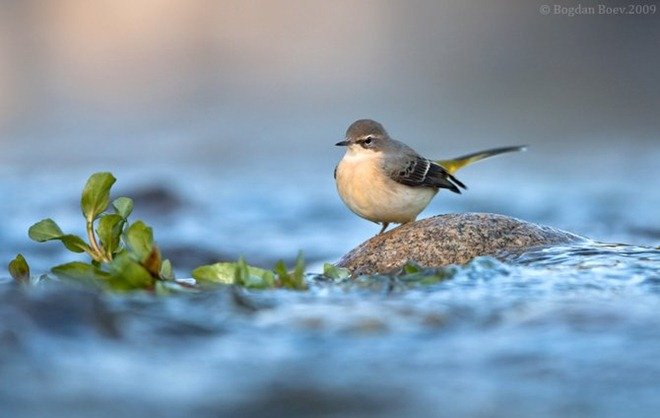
[[334, 119, 525, 234]]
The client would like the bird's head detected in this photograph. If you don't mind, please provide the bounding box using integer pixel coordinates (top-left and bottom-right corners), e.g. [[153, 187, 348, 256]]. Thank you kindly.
[[336, 119, 390, 155]]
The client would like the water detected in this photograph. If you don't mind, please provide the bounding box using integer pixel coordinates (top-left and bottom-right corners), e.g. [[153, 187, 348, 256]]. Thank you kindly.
[[1, 157, 659, 417], [1, 245, 659, 417]]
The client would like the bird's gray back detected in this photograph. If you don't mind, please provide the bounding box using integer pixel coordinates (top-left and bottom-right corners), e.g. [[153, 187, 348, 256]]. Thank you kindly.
[[381, 138, 465, 194], [380, 138, 423, 173]]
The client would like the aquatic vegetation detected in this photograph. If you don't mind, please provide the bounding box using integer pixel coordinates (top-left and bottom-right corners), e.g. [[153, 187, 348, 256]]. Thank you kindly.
[[193, 252, 308, 290], [322, 263, 351, 280], [16, 172, 174, 291], [9, 172, 313, 292], [8, 253, 30, 285]]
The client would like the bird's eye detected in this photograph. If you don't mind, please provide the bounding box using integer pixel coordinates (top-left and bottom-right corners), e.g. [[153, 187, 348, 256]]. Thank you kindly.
[[363, 137, 373, 145]]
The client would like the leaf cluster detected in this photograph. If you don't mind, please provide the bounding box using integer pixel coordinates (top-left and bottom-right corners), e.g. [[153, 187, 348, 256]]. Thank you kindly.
[[8, 172, 314, 293], [21, 173, 173, 291], [193, 252, 308, 290]]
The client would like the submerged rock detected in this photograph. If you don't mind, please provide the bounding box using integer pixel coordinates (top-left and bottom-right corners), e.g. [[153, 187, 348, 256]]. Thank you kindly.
[[337, 213, 585, 275]]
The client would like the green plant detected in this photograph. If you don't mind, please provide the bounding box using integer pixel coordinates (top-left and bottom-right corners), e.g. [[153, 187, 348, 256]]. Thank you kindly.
[[24, 172, 173, 291], [193, 251, 308, 290], [9, 171, 313, 292], [322, 263, 350, 280], [8, 254, 30, 285], [396, 260, 459, 285]]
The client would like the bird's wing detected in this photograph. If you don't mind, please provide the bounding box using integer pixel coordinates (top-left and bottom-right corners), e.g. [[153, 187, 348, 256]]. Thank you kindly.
[[385, 154, 466, 194]]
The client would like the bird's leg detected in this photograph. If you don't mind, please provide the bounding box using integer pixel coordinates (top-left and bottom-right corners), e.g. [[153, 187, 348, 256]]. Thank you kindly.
[[378, 222, 390, 234]]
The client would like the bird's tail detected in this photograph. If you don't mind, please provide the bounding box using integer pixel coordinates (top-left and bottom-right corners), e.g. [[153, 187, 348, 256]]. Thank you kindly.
[[435, 146, 527, 175]]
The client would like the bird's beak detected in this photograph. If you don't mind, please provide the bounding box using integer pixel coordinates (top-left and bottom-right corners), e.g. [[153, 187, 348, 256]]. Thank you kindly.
[[335, 139, 350, 146]]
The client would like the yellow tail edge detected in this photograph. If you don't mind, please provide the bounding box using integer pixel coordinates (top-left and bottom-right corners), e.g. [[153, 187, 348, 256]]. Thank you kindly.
[[436, 145, 527, 175]]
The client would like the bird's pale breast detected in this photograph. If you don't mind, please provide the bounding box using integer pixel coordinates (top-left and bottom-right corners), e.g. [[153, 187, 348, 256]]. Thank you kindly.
[[336, 153, 438, 224]]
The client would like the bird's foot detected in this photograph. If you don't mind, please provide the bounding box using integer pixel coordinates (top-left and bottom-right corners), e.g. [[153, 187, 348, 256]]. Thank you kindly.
[[378, 222, 390, 235]]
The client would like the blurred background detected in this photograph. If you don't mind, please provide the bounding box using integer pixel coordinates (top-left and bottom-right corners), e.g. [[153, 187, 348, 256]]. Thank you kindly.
[[3, 4, 660, 417], [1, 0, 659, 273]]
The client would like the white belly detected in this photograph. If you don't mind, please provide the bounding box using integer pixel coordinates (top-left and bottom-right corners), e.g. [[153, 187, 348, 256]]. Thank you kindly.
[[335, 154, 438, 224]]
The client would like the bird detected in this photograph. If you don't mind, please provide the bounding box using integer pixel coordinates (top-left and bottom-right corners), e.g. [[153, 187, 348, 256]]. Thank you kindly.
[[334, 119, 525, 234]]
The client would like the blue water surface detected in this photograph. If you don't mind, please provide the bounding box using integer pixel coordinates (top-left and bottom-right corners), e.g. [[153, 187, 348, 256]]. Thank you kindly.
[[0, 150, 659, 418]]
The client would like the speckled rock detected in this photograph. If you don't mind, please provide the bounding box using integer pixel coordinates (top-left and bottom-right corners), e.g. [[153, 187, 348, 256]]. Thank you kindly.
[[337, 213, 585, 275]]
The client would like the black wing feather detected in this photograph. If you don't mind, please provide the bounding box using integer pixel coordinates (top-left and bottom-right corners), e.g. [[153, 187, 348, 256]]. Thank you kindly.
[[389, 157, 466, 194]]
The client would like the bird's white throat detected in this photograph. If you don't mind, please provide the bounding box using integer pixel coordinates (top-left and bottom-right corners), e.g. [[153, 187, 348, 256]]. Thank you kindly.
[[342, 147, 380, 163]]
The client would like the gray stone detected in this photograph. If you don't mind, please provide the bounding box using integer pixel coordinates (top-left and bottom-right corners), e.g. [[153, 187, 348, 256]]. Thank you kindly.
[[336, 213, 585, 275]]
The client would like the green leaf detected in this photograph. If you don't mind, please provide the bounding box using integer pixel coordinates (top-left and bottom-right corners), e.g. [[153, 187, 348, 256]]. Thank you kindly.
[[8, 254, 30, 284], [293, 251, 305, 285], [273, 259, 289, 283], [81, 172, 116, 222], [125, 221, 153, 261], [234, 257, 275, 289], [397, 263, 459, 286], [112, 197, 134, 219], [258, 270, 276, 288], [323, 263, 350, 280], [275, 252, 307, 290], [160, 259, 174, 280], [52, 262, 110, 287], [108, 252, 155, 290], [193, 260, 274, 288], [234, 257, 250, 286], [96, 214, 125, 256], [60, 235, 91, 253], [28, 218, 64, 242], [28, 219, 91, 253], [192, 263, 236, 284], [402, 260, 422, 274]]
